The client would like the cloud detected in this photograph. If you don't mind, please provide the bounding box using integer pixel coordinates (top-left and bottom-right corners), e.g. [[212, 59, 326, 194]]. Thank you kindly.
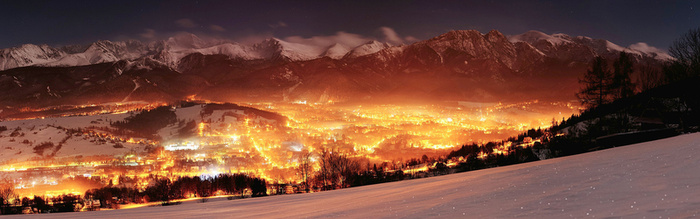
[[379, 27, 403, 44], [629, 42, 665, 54], [629, 42, 673, 60], [269, 21, 288, 29], [404, 36, 420, 43], [178, 26, 420, 51], [209, 24, 226, 32], [283, 31, 373, 49], [139, 29, 157, 39], [176, 18, 197, 28], [378, 26, 419, 45]]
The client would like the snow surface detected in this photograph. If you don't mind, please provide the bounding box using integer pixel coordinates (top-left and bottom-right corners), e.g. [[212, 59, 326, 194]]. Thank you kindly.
[[345, 40, 391, 58], [0, 113, 137, 163], [321, 43, 350, 59], [42, 41, 144, 68], [0, 44, 65, 70], [508, 30, 572, 46], [120, 79, 141, 102], [14, 133, 700, 218], [0, 104, 285, 164], [192, 43, 259, 60], [272, 38, 326, 61]]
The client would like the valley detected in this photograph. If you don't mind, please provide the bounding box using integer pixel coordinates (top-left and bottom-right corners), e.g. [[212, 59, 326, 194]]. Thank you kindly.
[[0, 99, 579, 198]]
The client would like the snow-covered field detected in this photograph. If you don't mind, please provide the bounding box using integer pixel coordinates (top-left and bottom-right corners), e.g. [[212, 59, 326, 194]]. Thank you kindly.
[[0, 113, 138, 163], [15, 133, 700, 218]]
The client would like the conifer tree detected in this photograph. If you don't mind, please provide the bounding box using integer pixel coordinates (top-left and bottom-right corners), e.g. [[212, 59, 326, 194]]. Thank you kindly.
[[577, 57, 612, 109], [611, 51, 635, 99]]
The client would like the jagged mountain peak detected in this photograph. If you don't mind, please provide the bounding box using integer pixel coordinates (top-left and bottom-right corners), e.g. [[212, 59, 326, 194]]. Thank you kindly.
[[86, 40, 122, 52], [425, 29, 502, 46], [419, 29, 516, 61], [253, 38, 325, 61], [14, 43, 52, 50], [0, 29, 674, 109], [0, 43, 65, 70], [0, 29, 673, 72], [437, 30, 483, 39], [258, 37, 281, 45], [2, 43, 60, 55], [485, 29, 508, 41]]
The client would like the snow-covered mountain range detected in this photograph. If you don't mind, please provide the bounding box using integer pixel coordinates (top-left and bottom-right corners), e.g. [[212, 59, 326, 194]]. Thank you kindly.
[[508, 30, 672, 61], [0, 30, 671, 115], [0, 33, 391, 71], [0, 30, 670, 72]]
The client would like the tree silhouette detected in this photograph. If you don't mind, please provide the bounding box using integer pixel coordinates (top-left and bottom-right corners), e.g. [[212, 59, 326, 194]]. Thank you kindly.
[[668, 27, 700, 82], [637, 62, 663, 91], [577, 57, 613, 109], [315, 150, 360, 190], [297, 150, 313, 192], [611, 52, 635, 99]]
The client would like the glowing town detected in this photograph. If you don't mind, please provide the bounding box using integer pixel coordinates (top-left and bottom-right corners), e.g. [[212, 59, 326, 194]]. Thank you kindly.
[[0, 99, 578, 200]]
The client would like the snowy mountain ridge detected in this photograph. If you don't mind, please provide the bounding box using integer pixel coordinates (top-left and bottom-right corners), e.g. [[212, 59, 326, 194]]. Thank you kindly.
[[0, 30, 672, 72], [0, 44, 65, 70], [321, 43, 350, 59], [0, 30, 674, 110], [508, 30, 673, 61], [344, 40, 393, 59]]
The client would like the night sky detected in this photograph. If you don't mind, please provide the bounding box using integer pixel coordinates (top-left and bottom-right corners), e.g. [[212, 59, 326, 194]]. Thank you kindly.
[[1, 0, 698, 50]]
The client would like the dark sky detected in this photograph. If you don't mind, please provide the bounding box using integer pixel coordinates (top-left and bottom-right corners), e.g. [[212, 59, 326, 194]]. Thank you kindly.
[[1, 0, 698, 50]]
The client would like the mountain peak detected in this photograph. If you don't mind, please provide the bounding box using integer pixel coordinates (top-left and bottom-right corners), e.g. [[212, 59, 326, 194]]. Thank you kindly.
[[0, 43, 65, 70], [166, 32, 206, 50], [0, 29, 673, 108], [507, 30, 672, 61], [485, 29, 509, 43], [344, 40, 391, 58], [0, 29, 673, 72], [322, 43, 349, 59], [436, 30, 483, 40], [508, 30, 572, 46], [485, 29, 504, 37], [253, 38, 324, 61]]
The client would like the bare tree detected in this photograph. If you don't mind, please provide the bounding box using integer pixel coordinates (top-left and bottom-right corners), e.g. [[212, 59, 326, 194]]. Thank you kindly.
[[667, 27, 700, 82], [0, 185, 19, 208], [637, 62, 663, 91], [314, 150, 360, 190], [297, 150, 313, 192], [315, 151, 332, 190]]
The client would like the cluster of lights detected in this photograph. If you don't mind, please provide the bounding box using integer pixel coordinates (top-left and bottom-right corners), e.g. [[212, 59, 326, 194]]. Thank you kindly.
[[1, 100, 577, 197]]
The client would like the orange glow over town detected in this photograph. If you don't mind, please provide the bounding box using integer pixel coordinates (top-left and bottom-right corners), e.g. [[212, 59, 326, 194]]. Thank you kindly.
[[0, 100, 579, 200]]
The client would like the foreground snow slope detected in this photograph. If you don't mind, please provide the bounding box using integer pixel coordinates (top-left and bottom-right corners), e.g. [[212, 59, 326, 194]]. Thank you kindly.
[[20, 133, 700, 218]]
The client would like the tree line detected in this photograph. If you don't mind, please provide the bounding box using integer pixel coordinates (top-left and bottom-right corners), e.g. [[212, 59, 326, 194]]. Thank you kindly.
[[1, 185, 83, 214], [0, 173, 267, 215], [579, 28, 700, 110], [444, 27, 700, 178]]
